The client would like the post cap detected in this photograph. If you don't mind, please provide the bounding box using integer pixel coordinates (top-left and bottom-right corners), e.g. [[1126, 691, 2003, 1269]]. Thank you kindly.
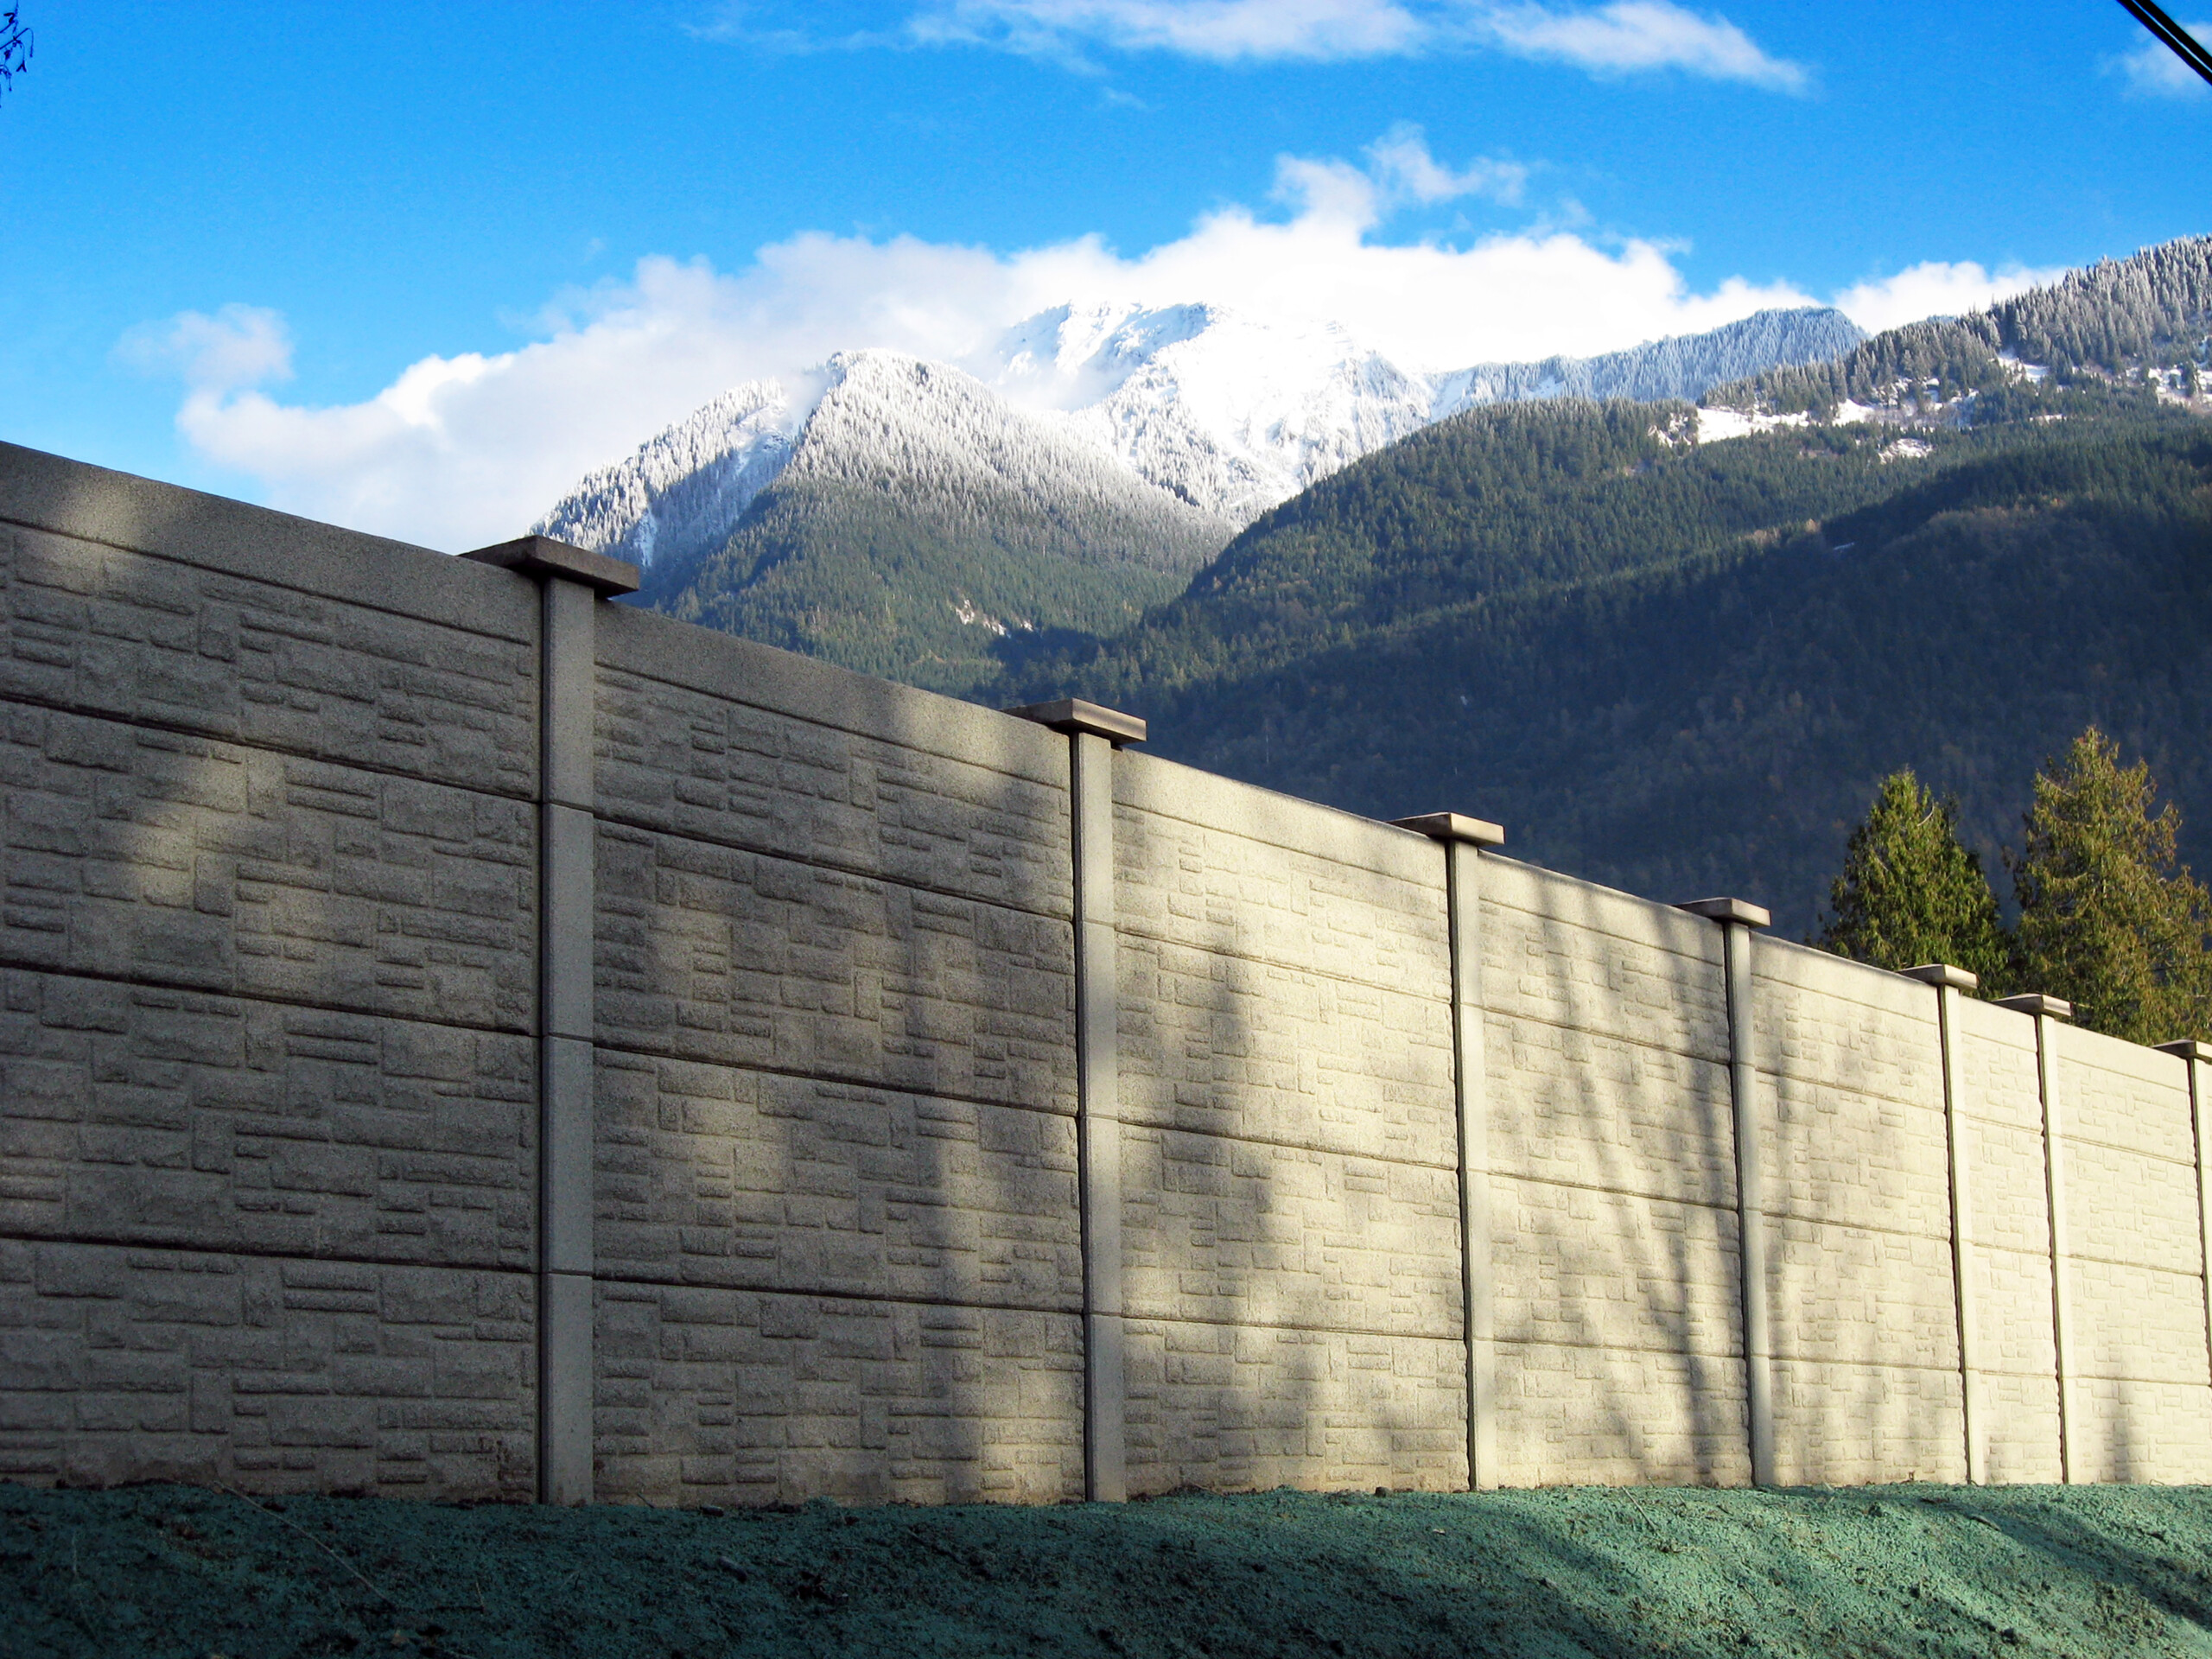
[[2157, 1039, 2212, 1063], [1995, 993, 2073, 1020], [1391, 812, 1505, 849], [1675, 898, 1771, 930], [1901, 963, 1980, 992], [463, 535, 641, 596], [1003, 698, 1147, 745]]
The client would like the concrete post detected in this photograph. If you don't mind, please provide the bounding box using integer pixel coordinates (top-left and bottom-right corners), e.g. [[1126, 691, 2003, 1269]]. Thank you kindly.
[[2000, 992, 2076, 1484], [1395, 812, 1506, 1491], [2156, 1039, 2212, 1409], [1006, 697, 1147, 1503], [1905, 963, 1985, 1484], [1677, 898, 1773, 1486], [465, 535, 639, 1506]]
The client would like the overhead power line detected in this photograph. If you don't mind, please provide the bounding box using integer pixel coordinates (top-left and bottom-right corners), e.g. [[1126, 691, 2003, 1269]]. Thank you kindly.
[[2116, 0, 2212, 88]]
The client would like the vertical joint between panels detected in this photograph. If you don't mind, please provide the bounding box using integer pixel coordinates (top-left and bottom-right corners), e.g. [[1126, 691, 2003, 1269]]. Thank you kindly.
[[1445, 839, 1495, 1493], [1070, 730, 1126, 1503], [1724, 921, 1773, 1488], [1935, 983, 1984, 1485]]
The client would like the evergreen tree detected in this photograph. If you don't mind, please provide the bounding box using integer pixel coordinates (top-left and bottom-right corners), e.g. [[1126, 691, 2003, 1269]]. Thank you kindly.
[[1816, 769, 2010, 987], [2011, 728, 2212, 1044]]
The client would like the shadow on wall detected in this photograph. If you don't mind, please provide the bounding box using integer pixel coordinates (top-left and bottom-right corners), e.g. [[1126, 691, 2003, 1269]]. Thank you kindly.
[[0, 462, 544, 1499]]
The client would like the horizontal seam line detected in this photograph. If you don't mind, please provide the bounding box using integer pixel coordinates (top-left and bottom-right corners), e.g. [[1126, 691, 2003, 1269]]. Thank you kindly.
[[1120, 1307, 1460, 1341], [2058, 1252, 2207, 1275], [1766, 1355, 1968, 1376], [1756, 1210, 1951, 1245], [0, 1229, 531, 1274], [1754, 1064, 1944, 1115], [0, 958, 527, 1040], [598, 661, 1065, 795], [1112, 922, 1449, 1001], [1118, 1120, 1453, 1173], [1481, 1002, 1729, 1070], [1114, 800, 1438, 890], [588, 1271, 1079, 1317], [591, 806, 1074, 927], [1486, 1332, 1742, 1360], [1486, 1169, 1736, 1213], [0, 685, 537, 803], [0, 518, 539, 649], [2054, 1132, 2199, 1167], [586, 1039, 1074, 1117]]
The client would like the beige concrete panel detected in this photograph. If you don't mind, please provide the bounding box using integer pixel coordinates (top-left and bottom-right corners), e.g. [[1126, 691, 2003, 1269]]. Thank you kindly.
[[594, 1281, 1083, 1506], [1978, 1371, 2064, 1484], [1491, 1175, 1742, 1359], [594, 823, 1076, 1113], [2060, 1138, 2202, 1274], [592, 1052, 1082, 1311], [1478, 859, 1728, 1066], [1751, 939, 1943, 1110], [2056, 1025, 2196, 1165], [0, 968, 534, 1268], [2065, 1259, 2212, 1385], [1969, 1245, 2058, 1379], [1950, 995, 2043, 1131], [1760, 1073, 1951, 1237], [0, 708, 537, 1033], [1768, 1358, 1967, 1485], [0, 1238, 533, 1497], [1122, 1318, 1466, 1494], [0, 442, 536, 640], [1961, 1118, 2052, 1258], [1114, 750, 1440, 887], [1119, 1127, 1462, 1338], [1486, 1012, 1736, 1209], [1116, 932, 1455, 1166], [1490, 1339, 1751, 1487], [595, 665, 1072, 921], [1110, 805, 1449, 995], [2068, 1378, 2212, 1483], [598, 605, 1070, 789], [1768, 1215, 1961, 1371], [0, 522, 537, 798]]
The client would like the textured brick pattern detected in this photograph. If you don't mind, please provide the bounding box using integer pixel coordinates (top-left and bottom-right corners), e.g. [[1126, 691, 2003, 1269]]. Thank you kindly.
[[1487, 1014, 1734, 1208], [2060, 1029, 2195, 1165], [1, 524, 536, 797], [1769, 1359, 1967, 1486], [2066, 1260, 2210, 1384], [1953, 999, 2043, 1133], [595, 667, 1071, 920], [1768, 1217, 1960, 1370], [1492, 1340, 1751, 1487], [1961, 1117, 2053, 1258], [0, 705, 536, 1032], [1970, 1247, 2058, 1378], [0, 967, 533, 1267], [1980, 1372, 2064, 1485], [1479, 861, 1728, 1065], [1751, 944, 1942, 1108], [1119, 1126, 1461, 1338], [1117, 931, 1453, 1161], [1491, 1177, 1741, 1358], [595, 822, 1074, 1111], [2070, 1380, 2212, 1483], [593, 1049, 1079, 1310], [1761, 1083, 1951, 1236], [594, 1281, 1081, 1505], [0, 1239, 532, 1497], [1122, 1318, 1465, 1494], [2063, 1140, 2201, 1273]]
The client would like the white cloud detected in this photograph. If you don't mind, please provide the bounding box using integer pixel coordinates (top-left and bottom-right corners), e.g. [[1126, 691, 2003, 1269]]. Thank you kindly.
[[113, 304, 295, 391], [1366, 124, 1528, 205], [2111, 22, 2212, 97], [1832, 260, 2069, 334], [906, 0, 1425, 62], [137, 140, 2050, 553], [1477, 1, 1805, 91], [900, 0, 1806, 86]]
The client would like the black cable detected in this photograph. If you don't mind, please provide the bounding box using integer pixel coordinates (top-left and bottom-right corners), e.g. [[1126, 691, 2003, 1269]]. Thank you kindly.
[[2115, 0, 2212, 88]]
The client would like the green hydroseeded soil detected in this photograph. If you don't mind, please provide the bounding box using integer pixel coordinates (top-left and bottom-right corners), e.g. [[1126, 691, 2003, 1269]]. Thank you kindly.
[[6, 1481, 2212, 1657]]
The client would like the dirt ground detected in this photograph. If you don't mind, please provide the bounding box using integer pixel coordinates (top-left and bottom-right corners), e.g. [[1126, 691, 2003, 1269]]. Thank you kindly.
[[6, 1479, 2212, 1657]]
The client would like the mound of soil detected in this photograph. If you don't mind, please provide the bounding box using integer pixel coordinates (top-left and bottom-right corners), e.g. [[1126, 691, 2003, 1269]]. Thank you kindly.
[[6, 1480, 2210, 1657]]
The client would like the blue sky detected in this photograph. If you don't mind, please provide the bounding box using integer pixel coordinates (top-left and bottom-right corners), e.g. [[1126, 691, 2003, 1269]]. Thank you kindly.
[[2, 0, 2208, 547]]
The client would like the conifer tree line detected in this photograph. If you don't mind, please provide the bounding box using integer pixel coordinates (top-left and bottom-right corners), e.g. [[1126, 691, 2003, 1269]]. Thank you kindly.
[[1817, 728, 2212, 1046]]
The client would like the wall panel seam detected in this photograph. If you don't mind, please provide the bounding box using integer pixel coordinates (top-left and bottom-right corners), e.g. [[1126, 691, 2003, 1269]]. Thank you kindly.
[[1123, 1310, 1465, 1341], [1473, 1003, 1732, 1070], [587, 1040, 1077, 1118], [0, 688, 539, 803], [586, 1271, 1084, 1316], [1491, 1333, 1744, 1360], [1113, 922, 1449, 997], [0, 958, 530, 1039], [1490, 1170, 1737, 1214], [588, 805, 1077, 925], [0, 1230, 536, 1274], [1122, 1122, 1457, 1173]]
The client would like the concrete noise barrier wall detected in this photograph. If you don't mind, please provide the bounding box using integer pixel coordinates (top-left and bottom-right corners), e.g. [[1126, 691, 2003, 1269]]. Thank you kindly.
[[4, 441, 2212, 1504]]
